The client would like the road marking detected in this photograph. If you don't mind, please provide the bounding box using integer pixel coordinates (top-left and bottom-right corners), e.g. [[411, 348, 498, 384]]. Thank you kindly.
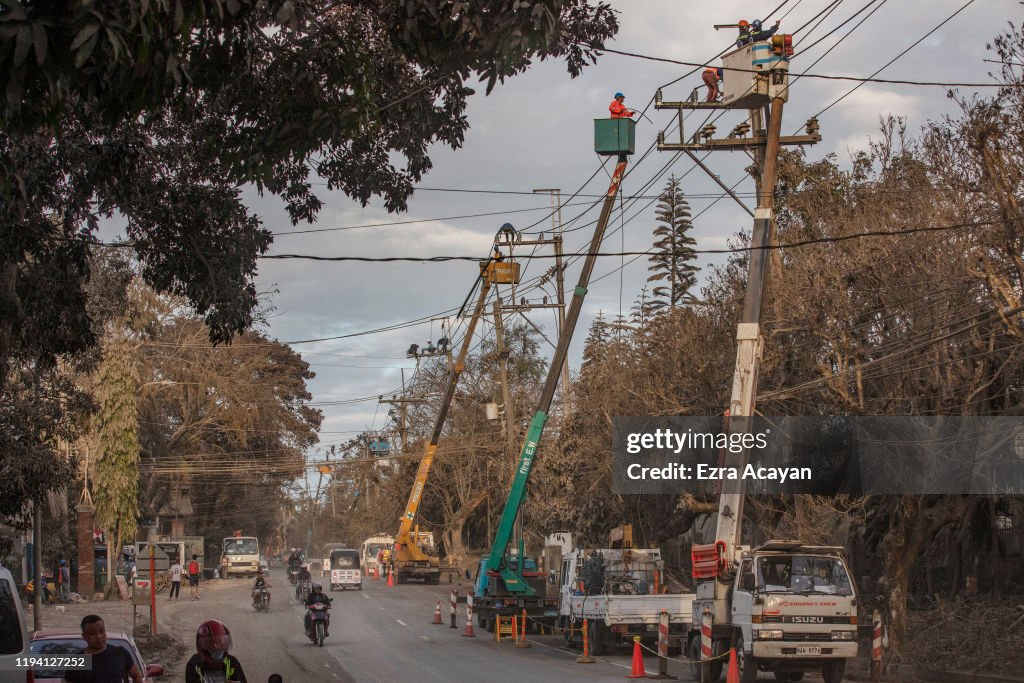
[[420, 635, 430, 641], [377, 606, 384, 610], [396, 619, 408, 627], [362, 593, 370, 599], [528, 639, 631, 670]]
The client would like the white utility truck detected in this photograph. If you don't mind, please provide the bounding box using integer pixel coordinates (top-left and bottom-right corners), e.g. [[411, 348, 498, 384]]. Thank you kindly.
[[558, 546, 694, 655]]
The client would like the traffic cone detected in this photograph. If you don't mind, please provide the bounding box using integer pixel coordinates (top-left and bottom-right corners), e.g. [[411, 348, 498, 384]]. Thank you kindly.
[[387, 569, 395, 587], [432, 601, 442, 625], [627, 636, 646, 678], [726, 647, 740, 683], [462, 615, 476, 638], [372, 566, 379, 581]]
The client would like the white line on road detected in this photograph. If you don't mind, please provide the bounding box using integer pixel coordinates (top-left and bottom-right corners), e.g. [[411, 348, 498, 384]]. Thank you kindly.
[[362, 593, 370, 599], [420, 635, 430, 641], [396, 619, 408, 627]]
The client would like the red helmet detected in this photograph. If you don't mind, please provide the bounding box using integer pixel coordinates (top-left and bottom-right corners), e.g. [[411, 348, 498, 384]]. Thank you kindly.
[[738, 19, 750, 27], [196, 620, 232, 663]]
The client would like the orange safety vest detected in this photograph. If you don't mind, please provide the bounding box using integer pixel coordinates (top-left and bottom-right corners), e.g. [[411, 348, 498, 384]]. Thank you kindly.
[[609, 100, 632, 119]]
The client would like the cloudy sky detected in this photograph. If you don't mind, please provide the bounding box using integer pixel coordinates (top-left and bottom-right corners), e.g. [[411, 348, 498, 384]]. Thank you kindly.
[[240, 0, 1016, 454]]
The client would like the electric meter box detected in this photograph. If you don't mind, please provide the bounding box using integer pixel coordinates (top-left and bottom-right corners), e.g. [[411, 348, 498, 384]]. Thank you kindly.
[[721, 40, 791, 108], [594, 118, 636, 156]]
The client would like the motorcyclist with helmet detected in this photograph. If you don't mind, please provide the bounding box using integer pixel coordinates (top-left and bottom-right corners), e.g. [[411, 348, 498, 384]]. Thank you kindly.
[[303, 581, 333, 638], [251, 568, 271, 608], [185, 619, 248, 683]]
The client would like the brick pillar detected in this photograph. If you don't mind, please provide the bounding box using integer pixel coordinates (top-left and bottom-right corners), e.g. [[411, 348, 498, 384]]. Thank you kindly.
[[76, 503, 95, 598]]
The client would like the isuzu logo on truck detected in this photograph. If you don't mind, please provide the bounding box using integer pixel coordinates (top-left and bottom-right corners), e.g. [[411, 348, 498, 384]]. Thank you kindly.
[[791, 616, 825, 623]]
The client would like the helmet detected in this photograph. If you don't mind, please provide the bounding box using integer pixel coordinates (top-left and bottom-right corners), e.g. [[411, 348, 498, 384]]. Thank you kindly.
[[614, 92, 624, 99], [752, 19, 763, 30], [196, 620, 232, 663], [257, 568, 264, 575], [738, 19, 749, 28], [312, 582, 322, 592]]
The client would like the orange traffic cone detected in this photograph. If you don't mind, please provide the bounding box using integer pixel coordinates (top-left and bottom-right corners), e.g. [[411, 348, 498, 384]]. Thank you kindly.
[[627, 636, 647, 678], [372, 566, 379, 581], [726, 647, 740, 683], [432, 601, 442, 624], [387, 569, 395, 587]]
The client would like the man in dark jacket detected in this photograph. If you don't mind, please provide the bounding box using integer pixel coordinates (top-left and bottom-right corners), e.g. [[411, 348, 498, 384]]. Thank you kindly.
[[304, 582, 333, 638]]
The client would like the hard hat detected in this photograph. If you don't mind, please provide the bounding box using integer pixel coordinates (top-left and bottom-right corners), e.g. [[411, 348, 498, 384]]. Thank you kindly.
[[752, 19, 763, 30], [738, 19, 749, 27], [614, 92, 624, 99]]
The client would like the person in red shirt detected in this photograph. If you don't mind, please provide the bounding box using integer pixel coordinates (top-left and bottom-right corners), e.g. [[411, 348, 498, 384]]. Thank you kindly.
[[608, 92, 634, 119], [702, 68, 721, 102]]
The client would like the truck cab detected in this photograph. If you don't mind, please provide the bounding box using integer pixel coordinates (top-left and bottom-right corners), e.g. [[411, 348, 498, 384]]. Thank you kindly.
[[690, 540, 857, 683]]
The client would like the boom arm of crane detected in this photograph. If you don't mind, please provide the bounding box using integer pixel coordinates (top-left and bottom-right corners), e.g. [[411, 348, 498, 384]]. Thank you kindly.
[[394, 277, 492, 561], [483, 155, 630, 596]]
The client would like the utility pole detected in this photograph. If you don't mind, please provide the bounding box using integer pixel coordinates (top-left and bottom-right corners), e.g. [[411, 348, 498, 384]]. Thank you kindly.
[[533, 188, 571, 407], [492, 297, 517, 463], [655, 45, 821, 563]]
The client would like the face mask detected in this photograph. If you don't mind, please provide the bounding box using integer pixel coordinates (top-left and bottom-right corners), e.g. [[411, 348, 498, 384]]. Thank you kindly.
[[208, 650, 226, 662]]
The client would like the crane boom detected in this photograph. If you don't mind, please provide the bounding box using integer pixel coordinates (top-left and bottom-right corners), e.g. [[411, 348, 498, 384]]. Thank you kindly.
[[484, 154, 630, 595], [394, 276, 492, 562]]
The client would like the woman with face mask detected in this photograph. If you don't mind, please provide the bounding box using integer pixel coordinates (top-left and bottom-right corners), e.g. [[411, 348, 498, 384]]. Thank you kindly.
[[185, 620, 248, 683]]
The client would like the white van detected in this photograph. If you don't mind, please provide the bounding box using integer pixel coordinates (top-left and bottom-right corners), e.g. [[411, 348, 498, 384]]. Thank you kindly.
[[0, 565, 30, 683]]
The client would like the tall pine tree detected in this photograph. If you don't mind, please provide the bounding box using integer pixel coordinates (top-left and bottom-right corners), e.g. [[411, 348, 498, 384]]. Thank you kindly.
[[647, 175, 699, 313]]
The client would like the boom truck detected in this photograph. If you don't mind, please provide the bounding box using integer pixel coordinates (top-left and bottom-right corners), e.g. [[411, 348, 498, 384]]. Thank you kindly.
[[473, 123, 634, 631], [391, 252, 500, 584], [654, 32, 856, 683]]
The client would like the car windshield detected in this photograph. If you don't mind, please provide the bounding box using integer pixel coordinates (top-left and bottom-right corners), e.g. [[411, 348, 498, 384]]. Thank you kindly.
[[757, 555, 854, 595], [31, 638, 142, 678], [224, 539, 258, 554]]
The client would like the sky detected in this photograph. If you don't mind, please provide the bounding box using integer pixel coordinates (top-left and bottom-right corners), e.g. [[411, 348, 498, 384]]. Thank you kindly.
[[210, 0, 1019, 458]]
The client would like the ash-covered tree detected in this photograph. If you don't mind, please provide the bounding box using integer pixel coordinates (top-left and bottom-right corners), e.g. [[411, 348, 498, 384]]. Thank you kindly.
[[646, 175, 699, 313]]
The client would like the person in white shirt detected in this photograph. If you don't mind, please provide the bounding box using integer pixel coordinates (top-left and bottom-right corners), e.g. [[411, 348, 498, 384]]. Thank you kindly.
[[169, 560, 183, 600]]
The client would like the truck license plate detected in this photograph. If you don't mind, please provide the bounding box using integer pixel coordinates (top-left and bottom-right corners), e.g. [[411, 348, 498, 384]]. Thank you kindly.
[[795, 647, 821, 656]]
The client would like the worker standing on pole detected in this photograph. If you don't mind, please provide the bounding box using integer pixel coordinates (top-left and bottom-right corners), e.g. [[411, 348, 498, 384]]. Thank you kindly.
[[609, 92, 634, 119], [702, 68, 722, 102]]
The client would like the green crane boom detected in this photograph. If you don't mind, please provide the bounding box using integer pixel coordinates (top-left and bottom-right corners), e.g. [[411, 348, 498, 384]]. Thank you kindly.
[[483, 154, 630, 595]]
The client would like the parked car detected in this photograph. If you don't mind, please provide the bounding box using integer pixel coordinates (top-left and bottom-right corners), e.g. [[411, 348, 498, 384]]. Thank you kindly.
[[0, 566, 30, 683], [29, 629, 164, 682]]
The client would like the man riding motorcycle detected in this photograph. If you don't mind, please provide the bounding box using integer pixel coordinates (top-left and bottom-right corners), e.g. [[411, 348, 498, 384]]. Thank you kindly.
[[251, 569, 271, 607], [303, 582, 333, 638]]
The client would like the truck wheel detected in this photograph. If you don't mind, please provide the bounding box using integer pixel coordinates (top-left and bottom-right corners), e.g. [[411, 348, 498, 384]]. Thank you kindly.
[[688, 637, 722, 682], [822, 660, 846, 683], [588, 621, 607, 656], [477, 613, 486, 629], [485, 615, 496, 633], [735, 638, 758, 683]]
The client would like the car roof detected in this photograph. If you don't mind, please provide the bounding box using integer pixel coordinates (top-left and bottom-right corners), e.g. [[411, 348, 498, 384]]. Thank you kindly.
[[32, 629, 137, 643]]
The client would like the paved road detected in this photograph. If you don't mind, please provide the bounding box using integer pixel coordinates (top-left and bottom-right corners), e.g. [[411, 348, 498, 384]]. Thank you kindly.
[[181, 573, 699, 682]]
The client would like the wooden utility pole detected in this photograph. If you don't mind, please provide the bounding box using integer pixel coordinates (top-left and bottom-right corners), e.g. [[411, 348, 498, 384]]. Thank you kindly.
[[532, 188, 571, 407], [492, 298, 516, 463]]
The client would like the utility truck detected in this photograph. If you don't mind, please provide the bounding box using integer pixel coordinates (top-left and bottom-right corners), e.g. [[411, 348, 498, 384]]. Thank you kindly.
[[655, 29, 854, 682], [558, 546, 694, 655], [219, 535, 260, 578]]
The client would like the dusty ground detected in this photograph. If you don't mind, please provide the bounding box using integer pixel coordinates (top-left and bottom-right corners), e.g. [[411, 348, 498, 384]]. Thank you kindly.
[[902, 597, 1024, 676]]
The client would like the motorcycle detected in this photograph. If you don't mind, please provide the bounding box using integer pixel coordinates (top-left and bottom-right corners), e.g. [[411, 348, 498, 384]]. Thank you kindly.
[[306, 601, 330, 647], [253, 586, 270, 612], [287, 565, 300, 585], [295, 578, 310, 601]]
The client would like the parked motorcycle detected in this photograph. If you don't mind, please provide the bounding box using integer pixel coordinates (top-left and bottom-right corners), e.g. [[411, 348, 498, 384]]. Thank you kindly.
[[306, 601, 330, 646], [253, 586, 270, 612]]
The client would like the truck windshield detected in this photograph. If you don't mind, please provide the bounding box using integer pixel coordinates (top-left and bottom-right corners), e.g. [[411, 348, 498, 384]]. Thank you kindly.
[[224, 539, 258, 555], [757, 555, 853, 595]]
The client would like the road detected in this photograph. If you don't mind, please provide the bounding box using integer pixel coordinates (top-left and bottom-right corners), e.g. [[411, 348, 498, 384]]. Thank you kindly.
[[177, 572, 700, 682]]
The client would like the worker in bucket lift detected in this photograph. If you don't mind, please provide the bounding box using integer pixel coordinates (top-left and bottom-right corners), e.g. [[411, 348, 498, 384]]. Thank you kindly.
[[608, 92, 634, 119], [702, 67, 723, 102], [736, 19, 751, 48], [750, 18, 782, 42]]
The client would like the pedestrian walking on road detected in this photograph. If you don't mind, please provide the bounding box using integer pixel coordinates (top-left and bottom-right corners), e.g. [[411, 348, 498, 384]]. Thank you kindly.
[[169, 560, 183, 600], [185, 620, 248, 683], [65, 615, 144, 683], [188, 554, 201, 600]]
